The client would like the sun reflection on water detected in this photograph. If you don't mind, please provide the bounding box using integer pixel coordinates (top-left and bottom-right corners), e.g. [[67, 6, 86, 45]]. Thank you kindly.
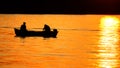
[[98, 16, 120, 68]]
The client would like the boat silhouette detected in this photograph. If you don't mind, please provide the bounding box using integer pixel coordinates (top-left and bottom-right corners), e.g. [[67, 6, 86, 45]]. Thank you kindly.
[[14, 28, 58, 38]]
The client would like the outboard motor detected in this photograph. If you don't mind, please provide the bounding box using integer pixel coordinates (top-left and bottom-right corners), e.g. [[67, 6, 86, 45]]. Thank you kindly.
[[53, 29, 58, 37]]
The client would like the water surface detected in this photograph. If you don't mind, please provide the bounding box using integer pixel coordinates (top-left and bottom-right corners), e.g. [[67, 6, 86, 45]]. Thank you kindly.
[[0, 14, 120, 68]]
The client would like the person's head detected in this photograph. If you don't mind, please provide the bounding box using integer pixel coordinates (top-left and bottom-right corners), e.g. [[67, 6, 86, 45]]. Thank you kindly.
[[23, 22, 26, 25], [44, 24, 47, 26]]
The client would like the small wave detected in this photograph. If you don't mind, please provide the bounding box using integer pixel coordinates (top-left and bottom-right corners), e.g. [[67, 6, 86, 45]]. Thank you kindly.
[[84, 29, 100, 31], [58, 28, 100, 31], [0, 26, 11, 28], [0, 26, 19, 29]]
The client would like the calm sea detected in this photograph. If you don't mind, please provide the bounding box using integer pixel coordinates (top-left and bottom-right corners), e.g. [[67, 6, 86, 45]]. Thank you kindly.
[[0, 14, 120, 68]]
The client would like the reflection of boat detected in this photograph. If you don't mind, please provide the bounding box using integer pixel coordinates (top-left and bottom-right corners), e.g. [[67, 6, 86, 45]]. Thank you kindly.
[[14, 28, 58, 38]]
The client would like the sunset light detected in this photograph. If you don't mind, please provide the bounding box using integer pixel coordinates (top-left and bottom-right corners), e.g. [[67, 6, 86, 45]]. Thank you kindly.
[[100, 16, 119, 27], [1, 15, 120, 68], [98, 16, 120, 68]]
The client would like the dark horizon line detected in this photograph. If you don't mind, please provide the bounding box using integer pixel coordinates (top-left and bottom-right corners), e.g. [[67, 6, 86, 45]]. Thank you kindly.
[[0, 10, 120, 15], [0, 0, 120, 15], [0, 13, 120, 15]]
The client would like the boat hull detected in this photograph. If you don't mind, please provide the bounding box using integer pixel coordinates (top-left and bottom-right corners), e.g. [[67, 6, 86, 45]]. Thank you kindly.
[[14, 28, 58, 38]]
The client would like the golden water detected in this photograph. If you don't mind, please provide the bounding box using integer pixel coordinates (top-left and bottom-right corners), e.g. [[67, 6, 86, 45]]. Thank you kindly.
[[0, 14, 120, 68]]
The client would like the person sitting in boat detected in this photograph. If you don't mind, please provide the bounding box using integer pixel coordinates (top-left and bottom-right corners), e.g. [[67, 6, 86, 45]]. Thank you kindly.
[[20, 22, 27, 32], [43, 24, 51, 32], [43, 24, 51, 35]]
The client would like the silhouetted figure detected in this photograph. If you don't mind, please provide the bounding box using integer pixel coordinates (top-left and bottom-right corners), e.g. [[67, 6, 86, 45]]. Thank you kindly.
[[20, 22, 27, 36], [43, 24, 51, 32], [43, 24, 51, 37], [20, 22, 27, 31]]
